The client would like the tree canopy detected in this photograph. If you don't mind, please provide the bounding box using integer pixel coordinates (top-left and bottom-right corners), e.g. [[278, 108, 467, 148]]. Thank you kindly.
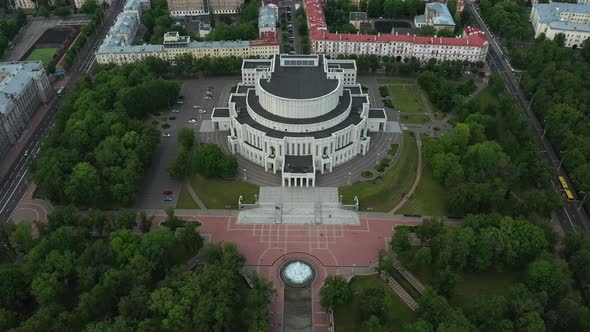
[[31, 59, 180, 208]]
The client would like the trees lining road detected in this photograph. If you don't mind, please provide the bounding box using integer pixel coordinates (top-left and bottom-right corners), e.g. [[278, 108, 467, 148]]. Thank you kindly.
[[465, 0, 589, 233]]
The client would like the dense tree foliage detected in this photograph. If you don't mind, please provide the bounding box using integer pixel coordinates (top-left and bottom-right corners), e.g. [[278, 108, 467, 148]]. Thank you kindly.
[[510, 38, 590, 209], [421, 74, 561, 217], [367, 0, 424, 19], [324, 0, 358, 34], [319, 275, 353, 310], [479, 0, 531, 40], [172, 54, 246, 76], [391, 222, 590, 331], [296, 7, 310, 54], [0, 10, 27, 57], [0, 209, 272, 331], [206, 0, 259, 41], [191, 144, 238, 179], [32, 59, 180, 208]]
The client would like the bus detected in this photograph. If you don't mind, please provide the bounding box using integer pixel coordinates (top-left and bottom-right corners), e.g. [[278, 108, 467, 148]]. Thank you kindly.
[[559, 176, 569, 189], [57, 87, 65, 96], [564, 189, 575, 201]]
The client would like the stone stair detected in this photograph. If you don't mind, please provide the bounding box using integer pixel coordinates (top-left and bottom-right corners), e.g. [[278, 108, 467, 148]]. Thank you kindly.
[[393, 259, 425, 294], [380, 271, 418, 311]]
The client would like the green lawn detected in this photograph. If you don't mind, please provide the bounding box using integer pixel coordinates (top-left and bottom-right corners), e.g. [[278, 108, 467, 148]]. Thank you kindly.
[[189, 174, 259, 209], [451, 271, 520, 308], [400, 113, 431, 124], [176, 185, 200, 209], [26, 48, 59, 67], [387, 144, 399, 156], [377, 78, 417, 85], [398, 165, 448, 217], [334, 274, 416, 332], [339, 131, 418, 212], [388, 85, 428, 113]]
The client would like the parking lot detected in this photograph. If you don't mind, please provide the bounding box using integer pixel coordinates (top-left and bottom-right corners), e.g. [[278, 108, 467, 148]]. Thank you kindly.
[[133, 76, 240, 209]]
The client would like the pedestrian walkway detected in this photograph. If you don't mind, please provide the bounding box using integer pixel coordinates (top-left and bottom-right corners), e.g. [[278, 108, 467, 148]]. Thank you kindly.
[[379, 271, 418, 311], [184, 181, 207, 210], [393, 257, 425, 294]]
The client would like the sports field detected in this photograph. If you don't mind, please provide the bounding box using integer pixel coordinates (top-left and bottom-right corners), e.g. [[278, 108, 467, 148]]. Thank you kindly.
[[26, 48, 59, 67]]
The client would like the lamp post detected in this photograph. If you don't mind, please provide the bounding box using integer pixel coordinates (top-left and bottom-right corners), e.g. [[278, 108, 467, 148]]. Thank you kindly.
[[558, 155, 565, 171], [243, 168, 247, 181], [578, 191, 587, 212], [348, 172, 352, 185], [376, 153, 381, 166]]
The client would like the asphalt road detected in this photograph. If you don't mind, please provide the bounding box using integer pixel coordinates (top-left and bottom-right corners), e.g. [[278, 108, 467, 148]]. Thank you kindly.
[[466, 0, 589, 233], [0, 0, 125, 222]]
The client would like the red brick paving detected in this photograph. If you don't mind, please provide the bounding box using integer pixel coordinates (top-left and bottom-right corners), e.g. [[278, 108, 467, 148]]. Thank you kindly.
[[155, 215, 419, 331]]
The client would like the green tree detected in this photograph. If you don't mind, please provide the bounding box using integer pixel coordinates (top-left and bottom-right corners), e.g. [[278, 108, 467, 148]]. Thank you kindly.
[[65, 162, 101, 206], [177, 127, 195, 148], [139, 211, 154, 234], [38, 5, 50, 17], [82, 0, 97, 13], [360, 287, 385, 320], [525, 255, 572, 302], [319, 275, 353, 310]]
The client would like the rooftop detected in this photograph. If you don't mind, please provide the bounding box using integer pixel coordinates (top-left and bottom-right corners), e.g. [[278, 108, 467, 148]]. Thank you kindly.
[[303, 0, 486, 47], [284, 155, 314, 173], [259, 5, 277, 28], [426, 2, 456, 26], [369, 108, 386, 118], [0, 61, 44, 114], [534, 2, 590, 23], [259, 55, 339, 99], [109, 12, 138, 37]]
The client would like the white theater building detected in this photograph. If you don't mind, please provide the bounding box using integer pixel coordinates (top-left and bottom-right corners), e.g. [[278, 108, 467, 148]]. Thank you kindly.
[[211, 54, 387, 187]]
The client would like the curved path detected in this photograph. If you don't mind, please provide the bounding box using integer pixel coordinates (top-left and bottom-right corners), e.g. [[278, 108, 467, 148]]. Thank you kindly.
[[389, 133, 423, 214]]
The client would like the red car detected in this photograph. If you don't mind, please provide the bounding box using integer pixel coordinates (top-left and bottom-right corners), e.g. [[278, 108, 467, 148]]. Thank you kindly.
[[163, 191, 173, 195]]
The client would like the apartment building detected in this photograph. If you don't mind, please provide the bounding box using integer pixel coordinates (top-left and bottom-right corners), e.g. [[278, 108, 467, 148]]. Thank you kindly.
[[531, 2, 590, 48], [168, 0, 243, 17], [0, 62, 52, 160]]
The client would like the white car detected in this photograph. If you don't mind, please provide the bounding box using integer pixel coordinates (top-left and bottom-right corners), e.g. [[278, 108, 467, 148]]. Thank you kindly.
[[192, 105, 200, 109], [188, 119, 197, 124], [199, 109, 207, 114], [205, 96, 212, 100], [162, 133, 171, 137], [171, 109, 180, 113]]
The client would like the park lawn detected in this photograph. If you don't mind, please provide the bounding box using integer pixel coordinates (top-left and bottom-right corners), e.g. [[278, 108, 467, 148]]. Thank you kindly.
[[334, 274, 416, 332], [388, 85, 428, 113], [26, 48, 59, 67], [451, 271, 520, 308], [176, 185, 200, 209], [400, 113, 431, 124], [189, 174, 259, 209], [377, 78, 416, 85], [339, 131, 418, 212], [398, 165, 448, 217], [387, 144, 399, 156]]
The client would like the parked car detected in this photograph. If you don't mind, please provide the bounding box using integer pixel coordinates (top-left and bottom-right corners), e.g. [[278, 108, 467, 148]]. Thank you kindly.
[[162, 133, 171, 137], [163, 196, 173, 202], [176, 100, 184, 104], [205, 96, 212, 100], [193, 104, 200, 109], [163, 190, 173, 195], [199, 109, 207, 114], [189, 118, 197, 124], [171, 109, 180, 113]]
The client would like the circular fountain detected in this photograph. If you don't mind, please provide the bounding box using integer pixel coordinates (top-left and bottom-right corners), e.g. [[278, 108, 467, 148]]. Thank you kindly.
[[281, 260, 316, 288]]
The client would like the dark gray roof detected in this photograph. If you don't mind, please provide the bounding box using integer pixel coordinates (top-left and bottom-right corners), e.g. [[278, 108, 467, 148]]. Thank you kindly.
[[243, 60, 272, 69], [231, 94, 366, 139], [237, 85, 252, 94], [348, 86, 361, 95], [281, 54, 318, 58], [260, 56, 338, 99], [247, 89, 351, 125], [328, 62, 355, 69], [212, 108, 229, 117], [369, 109, 386, 118], [284, 155, 314, 173]]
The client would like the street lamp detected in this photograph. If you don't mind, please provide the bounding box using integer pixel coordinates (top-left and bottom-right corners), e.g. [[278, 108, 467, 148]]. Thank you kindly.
[[348, 172, 352, 185], [558, 155, 565, 171], [578, 191, 587, 212], [243, 168, 247, 181], [376, 153, 381, 165]]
